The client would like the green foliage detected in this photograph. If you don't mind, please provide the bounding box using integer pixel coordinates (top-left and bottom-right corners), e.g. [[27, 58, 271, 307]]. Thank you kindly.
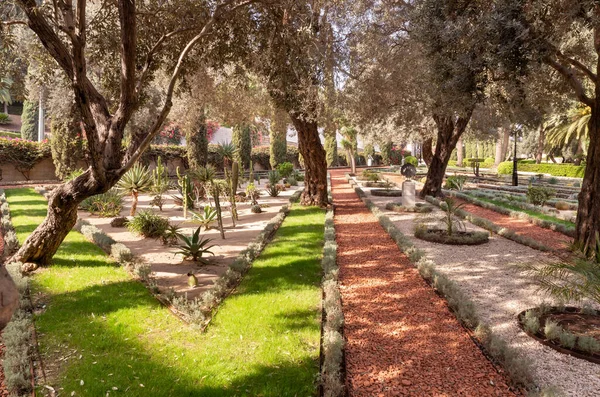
[[445, 175, 467, 191], [548, 177, 559, 185], [176, 166, 195, 213], [270, 111, 288, 168], [0, 113, 10, 124], [246, 182, 260, 205], [79, 189, 124, 217], [127, 210, 169, 238], [267, 184, 281, 197], [176, 226, 215, 263], [161, 224, 183, 246], [50, 112, 85, 180], [527, 185, 554, 206], [216, 141, 238, 169], [559, 330, 576, 349], [577, 335, 600, 354], [438, 198, 466, 236], [404, 155, 418, 166], [192, 205, 218, 230], [544, 320, 562, 341], [20, 100, 38, 141], [185, 111, 209, 169], [150, 157, 171, 211], [523, 310, 540, 334], [325, 134, 338, 167], [267, 170, 281, 185], [0, 137, 51, 175], [380, 141, 392, 165], [232, 124, 252, 169], [251, 145, 299, 170], [117, 163, 153, 216], [65, 168, 85, 181], [276, 162, 294, 178], [497, 161, 585, 178]]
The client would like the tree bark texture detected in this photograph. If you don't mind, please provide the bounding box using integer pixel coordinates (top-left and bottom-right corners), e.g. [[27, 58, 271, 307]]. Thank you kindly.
[[0, 265, 19, 331], [420, 112, 472, 198], [575, 104, 600, 257], [501, 127, 510, 162], [290, 114, 328, 206], [422, 138, 433, 167], [11, 173, 112, 265]]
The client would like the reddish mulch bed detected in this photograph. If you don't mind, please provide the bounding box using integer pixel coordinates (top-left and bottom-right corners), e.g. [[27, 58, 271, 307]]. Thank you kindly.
[[0, 333, 7, 397], [330, 170, 516, 397], [454, 199, 572, 251]]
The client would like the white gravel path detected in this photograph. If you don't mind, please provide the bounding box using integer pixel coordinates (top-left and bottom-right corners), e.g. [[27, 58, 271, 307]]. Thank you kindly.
[[360, 182, 600, 396]]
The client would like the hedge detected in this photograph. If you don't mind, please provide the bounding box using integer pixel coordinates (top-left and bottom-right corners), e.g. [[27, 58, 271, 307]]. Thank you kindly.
[[0, 137, 52, 174], [251, 145, 300, 169], [497, 161, 585, 178]]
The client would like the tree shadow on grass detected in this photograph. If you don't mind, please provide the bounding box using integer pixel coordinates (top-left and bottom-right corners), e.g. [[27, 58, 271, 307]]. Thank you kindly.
[[36, 281, 319, 397]]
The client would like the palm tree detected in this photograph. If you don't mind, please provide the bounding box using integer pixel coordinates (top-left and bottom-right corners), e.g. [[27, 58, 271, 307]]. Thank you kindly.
[[546, 106, 591, 165], [341, 125, 358, 174], [117, 164, 154, 216], [216, 141, 238, 171]]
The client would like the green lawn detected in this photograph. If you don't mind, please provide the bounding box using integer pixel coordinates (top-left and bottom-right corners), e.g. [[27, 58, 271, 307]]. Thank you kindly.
[[0, 131, 20, 138], [5, 188, 325, 397], [465, 193, 575, 228]]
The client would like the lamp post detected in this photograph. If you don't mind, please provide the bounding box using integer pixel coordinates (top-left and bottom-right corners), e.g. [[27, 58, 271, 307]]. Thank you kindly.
[[512, 129, 518, 186]]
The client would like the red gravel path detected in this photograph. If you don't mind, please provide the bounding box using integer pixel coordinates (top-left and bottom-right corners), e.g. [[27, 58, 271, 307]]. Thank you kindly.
[[330, 170, 515, 397], [454, 199, 572, 252]]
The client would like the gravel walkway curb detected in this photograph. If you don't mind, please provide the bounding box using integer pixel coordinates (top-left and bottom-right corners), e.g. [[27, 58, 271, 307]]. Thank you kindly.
[[364, 182, 600, 396], [331, 170, 515, 397]]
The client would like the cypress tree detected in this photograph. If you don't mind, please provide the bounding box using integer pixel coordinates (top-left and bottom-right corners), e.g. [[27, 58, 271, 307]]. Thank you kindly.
[[20, 100, 39, 141], [186, 108, 208, 170], [50, 108, 84, 179], [380, 141, 392, 165], [270, 109, 288, 168], [233, 124, 252, 170]]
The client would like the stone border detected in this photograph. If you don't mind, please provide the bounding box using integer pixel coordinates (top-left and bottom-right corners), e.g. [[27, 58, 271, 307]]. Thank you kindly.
[[320, 175, 345, 397], [345, 174, 537, 392], [0, 189, 37, 397]]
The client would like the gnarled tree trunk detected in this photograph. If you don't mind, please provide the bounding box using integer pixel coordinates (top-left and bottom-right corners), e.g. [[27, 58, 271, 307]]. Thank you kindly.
[[420, 112, 472, 198], [290, 115, 328, 206], [422, 138, 433, 167], [575, 105, 600, 257], [0, 266, 18, 330], [12, 171, 115, 266]]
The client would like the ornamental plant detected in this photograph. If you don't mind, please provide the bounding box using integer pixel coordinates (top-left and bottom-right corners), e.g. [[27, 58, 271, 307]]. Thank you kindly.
[[176, 226, 215, 264], [117, 163, 154, 216]]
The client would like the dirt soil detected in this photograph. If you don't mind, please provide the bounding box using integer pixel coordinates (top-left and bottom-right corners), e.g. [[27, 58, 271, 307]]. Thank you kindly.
[[80, 183, 301, 300], [330, 170, 516, 397], [454, 199, 572, 252]]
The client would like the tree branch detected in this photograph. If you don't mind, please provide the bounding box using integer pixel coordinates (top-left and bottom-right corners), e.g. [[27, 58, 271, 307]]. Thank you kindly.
[[545, 56, 595, 107], [120, 0, 258, 172], [556, 51, 597, 83]]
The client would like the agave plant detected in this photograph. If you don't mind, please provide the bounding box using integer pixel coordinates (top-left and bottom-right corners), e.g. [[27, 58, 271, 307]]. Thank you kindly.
[[162, 223, 184, 246], [117, 163, 154, 216], [176, 227, 216, 264], [191, 205, 218, 230]]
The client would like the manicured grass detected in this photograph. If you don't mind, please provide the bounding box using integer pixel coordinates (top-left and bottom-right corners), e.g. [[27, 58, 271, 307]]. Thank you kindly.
[[5, 188, 325, 397], [466, 193, 575, 228], [0, 130, 20, 138]]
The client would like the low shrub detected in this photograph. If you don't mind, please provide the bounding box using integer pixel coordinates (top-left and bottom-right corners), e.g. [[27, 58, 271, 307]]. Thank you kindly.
[[276, 162, 294, 178], [251, 204, 262, 213], [445, 175, 467, 191], [544, 320, 562, 340], [404, 155, 418, 166], [527, 185, 554, 206], [414, 226, 489, 245], [0, 113, 10, 124], [110, 243, 134, 264], [559, 330, 576, 349], [577, 335, 600, 354], [497, 161, 585, 178], [79, 189, 124, 217], [523, 310, 540, 334], [127, 210, 169, 238], [370, 189, 402, 197], [385, 202, 433, 213], [554, 201, 571, 211]]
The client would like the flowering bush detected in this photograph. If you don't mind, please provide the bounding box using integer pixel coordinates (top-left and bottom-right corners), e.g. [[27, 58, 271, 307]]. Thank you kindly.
[[206, 120, 219, 142], [390, 145, 403, 165], [0, 137, 52, 178], [153, 124, 183, 145]]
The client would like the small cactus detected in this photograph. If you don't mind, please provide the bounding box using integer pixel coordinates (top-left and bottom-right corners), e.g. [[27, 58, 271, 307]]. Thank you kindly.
[[251, 204, 262, 214]]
